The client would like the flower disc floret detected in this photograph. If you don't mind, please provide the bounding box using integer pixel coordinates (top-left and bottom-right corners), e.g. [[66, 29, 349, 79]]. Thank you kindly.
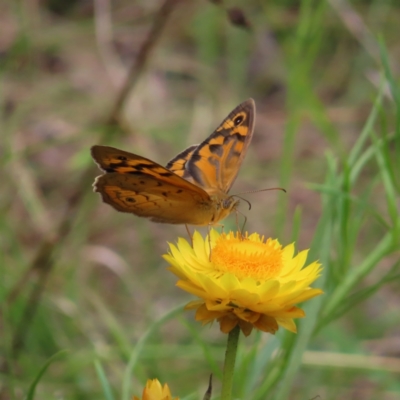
[[164, 230, 323, 336]]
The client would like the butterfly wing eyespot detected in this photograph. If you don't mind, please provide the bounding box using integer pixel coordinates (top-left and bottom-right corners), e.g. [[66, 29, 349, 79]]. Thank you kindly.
[[90, 98, 256, 225], [233, 114, 244, 125]]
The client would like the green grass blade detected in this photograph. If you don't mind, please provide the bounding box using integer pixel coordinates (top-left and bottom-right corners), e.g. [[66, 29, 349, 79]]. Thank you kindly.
[[25, 350, 68, 400], [94, 359, 116, 400], [122, 305, 184, 400]]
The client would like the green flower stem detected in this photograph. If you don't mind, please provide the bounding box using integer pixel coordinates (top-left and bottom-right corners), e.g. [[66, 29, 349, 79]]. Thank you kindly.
[[221, 325, 240, 400]]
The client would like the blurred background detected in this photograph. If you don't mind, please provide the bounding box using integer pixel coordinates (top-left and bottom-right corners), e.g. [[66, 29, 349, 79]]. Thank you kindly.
[[1, 0, 399, 399]]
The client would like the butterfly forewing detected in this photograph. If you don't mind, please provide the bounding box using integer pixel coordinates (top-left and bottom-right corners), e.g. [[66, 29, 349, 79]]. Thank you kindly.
[[165, 144, 197, 182], [184, 99, 255, 193]]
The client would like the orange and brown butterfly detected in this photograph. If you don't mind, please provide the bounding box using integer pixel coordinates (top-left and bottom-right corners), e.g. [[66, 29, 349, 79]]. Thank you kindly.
[[90, 98, 255, 226]]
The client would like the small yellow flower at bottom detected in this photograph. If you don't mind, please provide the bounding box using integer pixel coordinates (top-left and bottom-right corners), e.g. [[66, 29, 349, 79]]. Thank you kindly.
[[164, 230, 323, 337], [132, 379, 179, 400]]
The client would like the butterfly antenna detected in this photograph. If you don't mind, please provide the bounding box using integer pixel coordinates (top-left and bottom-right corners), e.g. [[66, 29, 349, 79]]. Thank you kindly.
[[206, 224, 214, 260], [235, 209, 247, 238], [240, 213, 247, 236], [237, 187, 287, 196], [185, 224, 193, 245], [233, 187, 286, 212], [233, 195, 252, 210]]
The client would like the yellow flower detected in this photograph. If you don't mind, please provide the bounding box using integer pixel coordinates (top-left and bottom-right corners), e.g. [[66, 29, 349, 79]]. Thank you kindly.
[[164, 230, 323, 336], [132, 379, 178, 400]]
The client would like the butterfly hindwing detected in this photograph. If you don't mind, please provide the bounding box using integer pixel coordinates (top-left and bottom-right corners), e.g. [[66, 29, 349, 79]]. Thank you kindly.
[[94, 172, 212, 224], [91, 146, 218, 224]]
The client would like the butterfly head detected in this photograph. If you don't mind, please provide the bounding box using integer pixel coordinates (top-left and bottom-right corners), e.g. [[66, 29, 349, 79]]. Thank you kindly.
[[209, 195, 239, 224], [222, 196, 240, 210]]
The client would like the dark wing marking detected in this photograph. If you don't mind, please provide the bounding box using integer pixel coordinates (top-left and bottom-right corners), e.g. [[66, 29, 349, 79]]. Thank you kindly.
[[184, 98, 255, 193], [165, 144, 197, 182], [91, 145, 209, 196]]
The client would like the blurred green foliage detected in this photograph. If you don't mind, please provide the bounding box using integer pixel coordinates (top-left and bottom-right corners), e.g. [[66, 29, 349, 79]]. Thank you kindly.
[[1, 0, 399, 399]]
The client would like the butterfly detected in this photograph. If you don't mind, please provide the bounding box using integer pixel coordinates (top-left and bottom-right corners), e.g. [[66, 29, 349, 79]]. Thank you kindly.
[[91, 98, 255, 226]]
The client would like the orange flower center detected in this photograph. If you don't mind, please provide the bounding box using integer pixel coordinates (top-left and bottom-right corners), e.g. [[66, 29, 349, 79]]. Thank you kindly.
[[210, 234, 283, 281]]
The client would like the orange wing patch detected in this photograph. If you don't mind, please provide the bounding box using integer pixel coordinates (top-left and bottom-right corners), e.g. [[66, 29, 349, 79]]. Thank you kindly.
[[165, 145, 197, 182], [184, 101, 255, 193]]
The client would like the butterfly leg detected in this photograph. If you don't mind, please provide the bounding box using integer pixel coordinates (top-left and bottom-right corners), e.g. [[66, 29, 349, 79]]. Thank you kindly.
[[206, 223, 225, 260], [235, 210, 247, 240], [206, 224, 213, 260], [209, 223, 225, 232], [185, 224, 193, 245]]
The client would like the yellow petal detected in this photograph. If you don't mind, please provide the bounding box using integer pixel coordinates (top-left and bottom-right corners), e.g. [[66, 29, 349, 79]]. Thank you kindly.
[[198, 275, 229, 298], [257, 280, 280, 302], [218, 273, 241, 292], [267, 306, 305, 318], [185, 300, 204, 310], [192, 231, 209, 264], [195, 303, 225, 322], [164, 229, 323, 336], [176, 280, 207, 299], [276, 317, 297, 333], [289, 288, 324, 303], [206, 300, 233, 312], [230, 289, 260, 307]]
